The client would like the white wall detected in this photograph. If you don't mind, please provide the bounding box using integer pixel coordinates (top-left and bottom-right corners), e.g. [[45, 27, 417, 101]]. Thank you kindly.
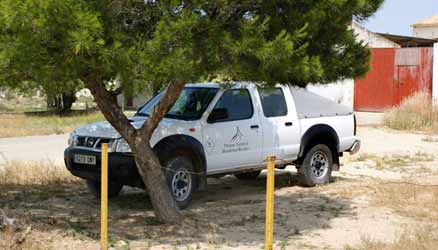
[[353, 23, 401, 48], [413, 26, 438, 39], [307, 23, 400, 110], [433, 43, 438, 102], [306, 79, 354, 108]]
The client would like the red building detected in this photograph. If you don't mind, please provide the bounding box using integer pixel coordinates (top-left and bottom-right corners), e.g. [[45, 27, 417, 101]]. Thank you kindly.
[[354, 34, 436, 111]]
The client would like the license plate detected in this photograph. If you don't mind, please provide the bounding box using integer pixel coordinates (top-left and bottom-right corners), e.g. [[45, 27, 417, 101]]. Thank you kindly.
[[74, 154, 96, 165]]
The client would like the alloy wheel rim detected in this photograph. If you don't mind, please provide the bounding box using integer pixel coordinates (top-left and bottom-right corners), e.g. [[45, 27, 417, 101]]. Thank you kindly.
[[171, 168, 192, 202], [310, 151, 328, 178]]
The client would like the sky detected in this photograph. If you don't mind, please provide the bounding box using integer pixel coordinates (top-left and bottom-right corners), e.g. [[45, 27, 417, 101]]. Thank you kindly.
[[362, 0, 438, 36]]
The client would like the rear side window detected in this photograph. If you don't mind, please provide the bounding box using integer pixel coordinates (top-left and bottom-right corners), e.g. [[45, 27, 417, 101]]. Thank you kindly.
[[211, 89, 253, 122], [259, 88, 288, 117]]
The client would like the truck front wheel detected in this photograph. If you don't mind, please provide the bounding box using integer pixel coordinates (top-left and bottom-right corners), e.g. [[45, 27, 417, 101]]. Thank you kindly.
[[164, 156, 197, 209], [298, 144, 333, 187]]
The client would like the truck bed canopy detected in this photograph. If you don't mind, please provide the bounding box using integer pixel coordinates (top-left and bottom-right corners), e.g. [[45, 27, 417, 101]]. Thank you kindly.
[[290, 87, 353, 119]]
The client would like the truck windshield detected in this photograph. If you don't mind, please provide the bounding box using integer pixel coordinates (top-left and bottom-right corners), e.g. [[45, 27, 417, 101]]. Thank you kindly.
[[136, 87, 218, 120]]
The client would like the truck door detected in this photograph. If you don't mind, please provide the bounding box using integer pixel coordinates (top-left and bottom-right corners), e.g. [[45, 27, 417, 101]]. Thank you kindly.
[[204, 88, 262, 173], [257, 87, 301, 161]]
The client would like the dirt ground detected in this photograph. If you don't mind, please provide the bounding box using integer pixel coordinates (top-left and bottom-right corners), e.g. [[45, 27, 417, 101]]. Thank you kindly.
[[1, 126, 438, 250]]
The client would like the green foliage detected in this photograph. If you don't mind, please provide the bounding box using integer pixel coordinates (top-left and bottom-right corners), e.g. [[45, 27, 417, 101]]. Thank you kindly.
[[0, 0, 383, 92]]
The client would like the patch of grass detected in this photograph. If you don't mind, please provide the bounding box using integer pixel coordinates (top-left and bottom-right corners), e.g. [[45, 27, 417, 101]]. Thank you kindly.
[[383, 91, 438, 133], [346, 226, 438, 250], [144, 216, 163, 226], [372, 180, 438, 222], [411, 151, 435, 162], [0, 112, 105, 138], [0, 93, 47, 113], [0, 111, 136, 138], [0, 160, 77, 186], [351, 152, 435, 170], [278, 239, 289, 250], [0, 228, 54, 250], [67, 222, 94, 241], [422, 135, 438, 143]]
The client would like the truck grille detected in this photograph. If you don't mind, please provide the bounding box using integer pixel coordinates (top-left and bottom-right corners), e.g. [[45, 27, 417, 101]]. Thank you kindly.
[[77, 137, 113, 149]]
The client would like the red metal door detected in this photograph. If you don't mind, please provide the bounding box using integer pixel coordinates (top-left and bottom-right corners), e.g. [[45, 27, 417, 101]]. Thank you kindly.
[[394, 48, 433, 105], [354, 48, 395, 111], [354, 47, 433, 111]]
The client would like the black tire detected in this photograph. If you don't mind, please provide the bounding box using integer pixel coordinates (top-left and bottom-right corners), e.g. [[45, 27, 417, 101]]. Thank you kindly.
[[86, 179, 123, 198], [234, 170, 262, 180], [298, 144, 333, 187], [164, 156, 197, 209]]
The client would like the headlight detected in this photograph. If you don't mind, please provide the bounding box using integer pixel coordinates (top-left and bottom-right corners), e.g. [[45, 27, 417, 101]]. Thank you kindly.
[[68, 132, 78, 147], [115, 138, 131, 153]]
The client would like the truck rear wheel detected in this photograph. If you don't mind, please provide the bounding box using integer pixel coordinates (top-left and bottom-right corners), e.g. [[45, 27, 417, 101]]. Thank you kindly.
[[164, 156, 197, 209], [299, 144, 333, 187], [86, 179, 123, 198], [235, 170, 261, 180]]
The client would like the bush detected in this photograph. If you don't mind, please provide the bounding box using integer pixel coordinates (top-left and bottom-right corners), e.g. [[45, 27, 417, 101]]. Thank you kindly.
[[383, 91, 438, 133]]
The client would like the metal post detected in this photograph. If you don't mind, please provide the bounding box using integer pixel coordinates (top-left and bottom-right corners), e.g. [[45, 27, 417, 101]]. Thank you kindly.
[[101, 143, 108, 250], [265, 155, 276, 250]]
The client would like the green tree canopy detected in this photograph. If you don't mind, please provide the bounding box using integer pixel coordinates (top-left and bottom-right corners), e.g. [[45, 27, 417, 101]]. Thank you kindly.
[[0, 0, 383, 223]]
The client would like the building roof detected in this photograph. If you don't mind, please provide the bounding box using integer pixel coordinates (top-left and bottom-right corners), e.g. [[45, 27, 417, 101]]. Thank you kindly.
[[375, 33, 437, 47], [412, 15, 438, 28]]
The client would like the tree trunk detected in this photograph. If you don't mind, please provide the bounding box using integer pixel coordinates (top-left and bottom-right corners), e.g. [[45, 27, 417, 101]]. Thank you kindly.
[[132, 141, 180, 222], [86, 77, 184, 224], [61, 92, 76, 113]]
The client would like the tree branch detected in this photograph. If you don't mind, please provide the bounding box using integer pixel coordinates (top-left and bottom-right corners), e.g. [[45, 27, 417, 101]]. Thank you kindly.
[[86, 76, 137, 142], [110, 86, 123, 97], [138, 80, 186, 140]]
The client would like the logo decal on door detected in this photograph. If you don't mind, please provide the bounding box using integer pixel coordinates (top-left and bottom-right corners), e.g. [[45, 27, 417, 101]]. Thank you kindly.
[[231, 126, 243, 143], [206, 137, 215, 153], [223, 126, 249, 153]]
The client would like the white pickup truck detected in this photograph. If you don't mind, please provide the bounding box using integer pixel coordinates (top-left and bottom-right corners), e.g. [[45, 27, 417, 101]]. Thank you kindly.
[[65, 82, 360, 208]]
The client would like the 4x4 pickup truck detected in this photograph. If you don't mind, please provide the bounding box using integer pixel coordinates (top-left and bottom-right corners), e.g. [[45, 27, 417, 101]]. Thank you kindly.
[[65, 82, 360, 208]]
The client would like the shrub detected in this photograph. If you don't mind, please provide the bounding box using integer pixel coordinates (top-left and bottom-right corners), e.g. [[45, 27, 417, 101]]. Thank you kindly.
[[383, 91, 438, 133]]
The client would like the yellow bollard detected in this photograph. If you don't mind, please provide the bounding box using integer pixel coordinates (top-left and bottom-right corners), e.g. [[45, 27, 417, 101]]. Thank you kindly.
[[101, 143, 108, 250], [265, 155, 276, 250]]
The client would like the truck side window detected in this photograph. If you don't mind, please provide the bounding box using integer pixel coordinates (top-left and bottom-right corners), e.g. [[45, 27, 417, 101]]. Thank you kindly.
[[210, 89, 253, 122], [259, 88, 288, 117]]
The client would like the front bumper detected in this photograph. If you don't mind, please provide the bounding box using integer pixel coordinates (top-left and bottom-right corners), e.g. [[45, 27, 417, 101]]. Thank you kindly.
[[348, 140, 361, 155], [64, 147, 142, 187]]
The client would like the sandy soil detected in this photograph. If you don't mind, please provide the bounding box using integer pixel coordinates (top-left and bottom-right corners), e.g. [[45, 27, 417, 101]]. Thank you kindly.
[[1, 126, 437, 250]]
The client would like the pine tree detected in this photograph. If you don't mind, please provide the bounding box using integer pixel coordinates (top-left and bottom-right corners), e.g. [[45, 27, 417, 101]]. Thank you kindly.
[[0, 0, 383, 223]]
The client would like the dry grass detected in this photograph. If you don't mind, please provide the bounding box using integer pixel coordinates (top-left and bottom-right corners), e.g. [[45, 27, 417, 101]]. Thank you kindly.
[[346, 226, 438, 250], [422, 135, 438, 143], [343, 175, 438, 250], [383, 91, 438, 133], [0, 159, 77, 186], [0, 160, 79, 250], [351, 152, 435, 170], [0, 229, 54, 250], [0, 93, 47, 113], [0, 112, 105, 138], [371, 180, 438, 222]]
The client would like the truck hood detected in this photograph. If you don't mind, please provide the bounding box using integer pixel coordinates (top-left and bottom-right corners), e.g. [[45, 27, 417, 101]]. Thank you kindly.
[[73, 116, 148, 138]]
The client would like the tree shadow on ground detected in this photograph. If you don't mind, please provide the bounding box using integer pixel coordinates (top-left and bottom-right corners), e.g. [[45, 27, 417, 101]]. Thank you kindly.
[[0, 170, 354, 248]]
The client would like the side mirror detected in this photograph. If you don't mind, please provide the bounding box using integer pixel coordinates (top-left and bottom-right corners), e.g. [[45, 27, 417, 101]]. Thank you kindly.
[[208, 108, 229, 123]]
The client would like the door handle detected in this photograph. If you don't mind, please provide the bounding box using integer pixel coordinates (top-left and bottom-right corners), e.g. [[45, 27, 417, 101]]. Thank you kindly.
[[285, 122, 293, 127], [250, 125, 259, 129]]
